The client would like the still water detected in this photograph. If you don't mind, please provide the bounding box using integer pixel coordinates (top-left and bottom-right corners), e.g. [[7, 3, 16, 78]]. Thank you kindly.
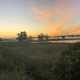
[[49, 40, 80, 43]]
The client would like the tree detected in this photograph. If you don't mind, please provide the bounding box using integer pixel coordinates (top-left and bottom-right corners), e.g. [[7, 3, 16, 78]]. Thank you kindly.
[[37, 33, 49, 41], [38, 33, 44, 41], [28, 36, 33, 41], [44, 35, 49, 40], [16, 31, 27, 41]]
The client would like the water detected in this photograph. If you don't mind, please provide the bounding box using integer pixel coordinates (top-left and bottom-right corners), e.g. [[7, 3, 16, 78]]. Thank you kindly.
[[49, 40, 80, 43]]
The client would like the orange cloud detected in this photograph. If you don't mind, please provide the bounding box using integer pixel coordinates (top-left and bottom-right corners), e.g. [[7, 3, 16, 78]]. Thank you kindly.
[[32, 6, 51, 21], [33, 0, 73, 35], [67, 26, 80, 35]]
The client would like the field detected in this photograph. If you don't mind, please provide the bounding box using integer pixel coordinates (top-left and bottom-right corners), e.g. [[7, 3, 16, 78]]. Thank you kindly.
[[0, 41, 79, 80]]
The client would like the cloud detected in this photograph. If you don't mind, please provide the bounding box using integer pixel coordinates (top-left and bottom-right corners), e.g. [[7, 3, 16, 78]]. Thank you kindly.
[[32, 6, 52, 21], [67, 25, 80, 34], [32, 5, 71, 35], [32, 0, 80, 35]]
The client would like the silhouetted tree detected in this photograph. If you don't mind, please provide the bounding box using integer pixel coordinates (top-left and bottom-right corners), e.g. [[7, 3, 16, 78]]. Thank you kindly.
[[28, 36, 33, 41], [44, 35, 49, 40], [16, 31, 27, 41], [37, 33, 49, 41], [38, 33, 44, 41]]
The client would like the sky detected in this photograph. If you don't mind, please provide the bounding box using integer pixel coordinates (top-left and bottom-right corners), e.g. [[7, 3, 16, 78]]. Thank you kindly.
[[0, 0, 80, 38]]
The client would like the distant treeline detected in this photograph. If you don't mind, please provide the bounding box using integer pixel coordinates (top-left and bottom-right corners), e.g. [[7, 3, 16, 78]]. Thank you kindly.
[[16, 31, 80, 42], [0, 31, 80, 42]]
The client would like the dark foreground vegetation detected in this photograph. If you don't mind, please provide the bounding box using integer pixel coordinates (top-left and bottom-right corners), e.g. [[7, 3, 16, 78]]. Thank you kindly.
[[0, 42, 80, 80]]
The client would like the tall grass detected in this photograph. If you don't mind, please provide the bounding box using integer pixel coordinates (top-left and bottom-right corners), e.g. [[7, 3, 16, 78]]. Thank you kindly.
[[0, 42, 79, 80]]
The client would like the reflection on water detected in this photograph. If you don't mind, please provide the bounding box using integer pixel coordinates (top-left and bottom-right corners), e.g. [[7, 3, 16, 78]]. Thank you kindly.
[[49, 40, 80, 43]]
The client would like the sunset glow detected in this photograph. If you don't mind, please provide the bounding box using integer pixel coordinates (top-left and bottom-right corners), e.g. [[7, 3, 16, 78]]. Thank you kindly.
[[0, 0, 80, 38]]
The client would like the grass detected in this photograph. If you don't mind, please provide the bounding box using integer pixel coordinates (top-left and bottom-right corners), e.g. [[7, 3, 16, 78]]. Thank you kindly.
[[0, 41, 79, 80]]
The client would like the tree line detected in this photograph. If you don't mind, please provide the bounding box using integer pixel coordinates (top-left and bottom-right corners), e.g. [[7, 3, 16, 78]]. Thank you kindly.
[[16, 31, 49, 42]]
